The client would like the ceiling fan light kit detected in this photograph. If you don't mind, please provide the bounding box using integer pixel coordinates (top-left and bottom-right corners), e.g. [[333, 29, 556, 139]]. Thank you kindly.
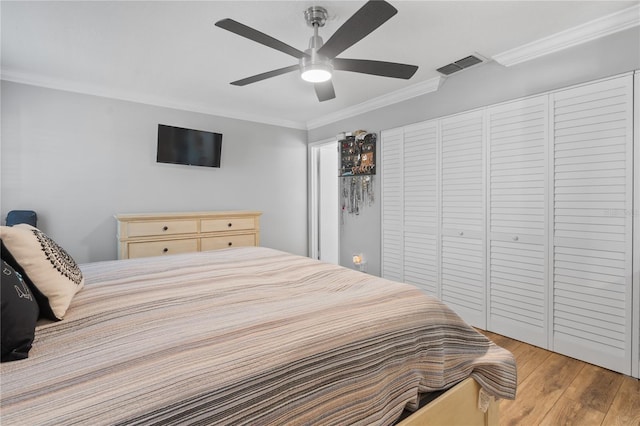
[[215, 0, 418, 102], [300, 63, 332, 83]]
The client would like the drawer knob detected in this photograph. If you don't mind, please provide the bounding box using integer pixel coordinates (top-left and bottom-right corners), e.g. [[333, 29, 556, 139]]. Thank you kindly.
[[228, 242, 233, 246], [163, 226, 168, 231], [162, 248, 168, 253], [458, 231, 464, 236], [227, 223, 232, 227], [513, 236, 519, 241]]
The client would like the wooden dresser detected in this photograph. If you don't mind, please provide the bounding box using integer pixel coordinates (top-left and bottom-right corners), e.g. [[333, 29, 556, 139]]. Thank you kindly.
[[115, 211, 261, 260]]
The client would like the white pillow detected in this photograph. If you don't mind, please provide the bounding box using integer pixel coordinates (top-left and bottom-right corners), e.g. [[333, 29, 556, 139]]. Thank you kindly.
[[0, 224, 84, 320]]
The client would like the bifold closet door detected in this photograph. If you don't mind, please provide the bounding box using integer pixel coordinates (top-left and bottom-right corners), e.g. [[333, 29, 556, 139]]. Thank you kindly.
[[403, 121, 439, 296], [381, 127, 404, 282], [551, 75, 633, 375], [440, 110, 486, 328], [487, 95, 549, 348]]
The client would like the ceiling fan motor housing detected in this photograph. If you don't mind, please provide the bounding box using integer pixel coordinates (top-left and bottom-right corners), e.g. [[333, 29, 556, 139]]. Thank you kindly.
[[304, 6, 328, 28], [300, 6, 332, 82]]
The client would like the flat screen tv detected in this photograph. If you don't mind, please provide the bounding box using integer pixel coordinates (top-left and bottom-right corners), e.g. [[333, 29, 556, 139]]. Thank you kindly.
[[157, 124, 222, 168]]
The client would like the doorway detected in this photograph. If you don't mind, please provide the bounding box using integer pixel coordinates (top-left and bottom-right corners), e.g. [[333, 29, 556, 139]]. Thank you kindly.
[[309, 138, 339, 264]]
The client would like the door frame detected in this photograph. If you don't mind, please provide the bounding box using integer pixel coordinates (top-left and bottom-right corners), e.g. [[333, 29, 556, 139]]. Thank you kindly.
[[633, 70, 639, 378], [308, 137, 339, 261]]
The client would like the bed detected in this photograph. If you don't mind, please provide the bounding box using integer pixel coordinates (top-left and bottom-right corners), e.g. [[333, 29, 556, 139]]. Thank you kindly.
[[0, 245, 516, 425]]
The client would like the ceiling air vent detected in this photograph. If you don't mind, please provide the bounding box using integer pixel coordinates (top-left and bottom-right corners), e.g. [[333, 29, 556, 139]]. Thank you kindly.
[[436, 54, 485, 76]]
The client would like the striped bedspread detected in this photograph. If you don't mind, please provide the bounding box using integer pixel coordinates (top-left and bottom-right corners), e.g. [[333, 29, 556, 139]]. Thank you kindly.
[[0, 247, 516, 425]]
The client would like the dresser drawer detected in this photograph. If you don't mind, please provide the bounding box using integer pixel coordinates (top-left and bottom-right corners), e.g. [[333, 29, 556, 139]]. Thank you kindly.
[[201, 234, 256, 251], [116, 211, 261, 260], [201, 218, 255, 233], [128, 239, 198, 259], [126, 220, 198, 238]]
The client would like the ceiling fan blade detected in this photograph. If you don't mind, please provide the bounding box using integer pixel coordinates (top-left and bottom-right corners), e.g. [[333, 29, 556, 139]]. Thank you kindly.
[[318, 0, 397, 59], [231, 65, 299, 86], [216, 19, 307, 59], [333, 58, 418, 79], [314, 80, 336, 102]]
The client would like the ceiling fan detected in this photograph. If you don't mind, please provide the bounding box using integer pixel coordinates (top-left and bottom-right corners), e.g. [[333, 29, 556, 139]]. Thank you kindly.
[[215, 0, 418, 102]]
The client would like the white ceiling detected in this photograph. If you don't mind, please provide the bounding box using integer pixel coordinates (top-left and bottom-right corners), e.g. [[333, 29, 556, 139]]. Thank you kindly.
[[1, 1, 637, 129]]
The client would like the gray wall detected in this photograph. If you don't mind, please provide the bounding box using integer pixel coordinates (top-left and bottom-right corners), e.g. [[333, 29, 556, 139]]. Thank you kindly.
[[1, 82, 308, 264], [309, 27, 640, 276]]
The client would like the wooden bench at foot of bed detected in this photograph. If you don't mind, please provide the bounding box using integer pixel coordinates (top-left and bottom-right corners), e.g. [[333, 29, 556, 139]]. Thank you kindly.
[[398, 378, 499, 426]]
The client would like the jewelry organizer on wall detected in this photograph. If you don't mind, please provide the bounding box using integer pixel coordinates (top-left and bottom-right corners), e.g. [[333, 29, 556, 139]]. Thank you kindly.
[[340, 130, 376, 177], [339, 131, 376, 217]]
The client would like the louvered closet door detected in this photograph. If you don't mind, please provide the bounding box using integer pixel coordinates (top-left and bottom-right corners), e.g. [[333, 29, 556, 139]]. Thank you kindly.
[[440, 110, 485, 328], [381, 127, 404, 282], [487, 96, 549, 348], [403, 121, 439, 296], [551, 75, 633, 375]]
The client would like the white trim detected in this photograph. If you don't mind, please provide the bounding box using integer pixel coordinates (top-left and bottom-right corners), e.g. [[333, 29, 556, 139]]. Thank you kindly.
[[546, 91, 555, 352], [306, 77, 443, 130], [633, 70, 639, 379], [308, 145, 320, 260], [1, 69, 308, 130], [623, 73, 635, 378], [10, 62, 629, 133], [482, 108, 489, 331], [2, 67, 442, 132], [493, 4, 640, 67], [435, 120, 442, 300], [307, 137, 338, 148], [308, 137, 339, 261]]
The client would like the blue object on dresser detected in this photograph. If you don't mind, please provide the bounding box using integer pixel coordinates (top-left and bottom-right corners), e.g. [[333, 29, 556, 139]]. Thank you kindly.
[[5, 211, 37, 227]]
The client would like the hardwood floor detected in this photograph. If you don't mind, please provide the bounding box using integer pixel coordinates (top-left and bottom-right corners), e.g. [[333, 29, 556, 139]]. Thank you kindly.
[[477, 330, 640, 426]]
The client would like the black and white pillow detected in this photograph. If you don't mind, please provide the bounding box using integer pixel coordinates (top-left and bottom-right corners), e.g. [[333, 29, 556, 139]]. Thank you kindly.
[[1, 260, 39, 362], [0, 224, 84, 320]]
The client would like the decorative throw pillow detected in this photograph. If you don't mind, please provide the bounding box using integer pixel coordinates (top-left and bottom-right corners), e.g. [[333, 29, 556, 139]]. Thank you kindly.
[[1, 260, 39, 362], [0, 224, 84, 320]]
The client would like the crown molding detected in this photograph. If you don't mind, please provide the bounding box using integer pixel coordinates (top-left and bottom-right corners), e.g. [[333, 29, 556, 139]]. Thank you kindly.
[[0, 69, 308, 130], [493, 4, 640, 67], [306, 76, 443, 130]]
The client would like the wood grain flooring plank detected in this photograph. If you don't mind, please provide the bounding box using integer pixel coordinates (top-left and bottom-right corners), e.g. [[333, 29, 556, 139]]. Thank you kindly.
[[602, 376, 640, 426], [564, 363, 623, 412], [539, 396, 606, 425], [510, 342, 552, 384], [500, 352, 584, 426]]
